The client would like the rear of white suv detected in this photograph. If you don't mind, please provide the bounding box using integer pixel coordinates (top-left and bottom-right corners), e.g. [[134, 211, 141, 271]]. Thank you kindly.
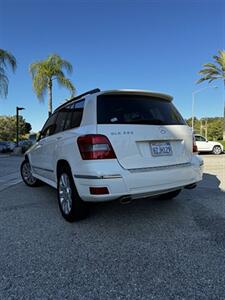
[[21, 89, 203, 222]]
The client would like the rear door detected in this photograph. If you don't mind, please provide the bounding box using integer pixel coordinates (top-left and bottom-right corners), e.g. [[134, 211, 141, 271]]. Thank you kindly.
[[97, 93, 192, 169], [30, 113, 58, 178]]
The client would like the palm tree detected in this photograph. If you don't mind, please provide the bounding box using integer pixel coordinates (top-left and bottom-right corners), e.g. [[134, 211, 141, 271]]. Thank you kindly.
[[0, 49, 17, 98], [197, 50, 225, 140], [29, 54, 75, 117]]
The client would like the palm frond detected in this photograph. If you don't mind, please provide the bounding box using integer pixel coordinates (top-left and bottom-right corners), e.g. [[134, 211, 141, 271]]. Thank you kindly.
[[57, 75, 76, 96], [60, 60, 73, 74], [0, 66, 6, 76], [201, 64, 223, 75], [48, 54, 73, 75], [29, 61, 48, 78], [198, 68, 221, 76], [0, 49, 17, 72], [213, 50, 225, 71], [197, 50, 225, 85], [32, 72, 48, 100], [208, 77, 221, 83]]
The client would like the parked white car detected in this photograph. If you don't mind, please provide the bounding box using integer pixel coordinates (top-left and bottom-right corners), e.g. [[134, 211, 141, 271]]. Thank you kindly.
[[21, 89, 203, 222], [195, 134, 224, 155]]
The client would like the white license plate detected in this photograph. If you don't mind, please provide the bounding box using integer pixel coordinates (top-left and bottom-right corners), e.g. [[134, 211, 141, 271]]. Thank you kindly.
[[151, 142, 172, 156]]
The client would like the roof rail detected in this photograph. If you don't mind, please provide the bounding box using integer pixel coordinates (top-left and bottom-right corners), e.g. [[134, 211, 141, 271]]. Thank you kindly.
[[54, 88, 101, 112]]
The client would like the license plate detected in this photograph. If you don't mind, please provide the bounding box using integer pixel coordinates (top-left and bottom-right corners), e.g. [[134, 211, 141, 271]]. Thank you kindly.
[[151, 142, 172, 156]]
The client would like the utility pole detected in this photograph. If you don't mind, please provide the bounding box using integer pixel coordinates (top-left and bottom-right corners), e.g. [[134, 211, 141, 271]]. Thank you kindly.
[[16, 106, 25, 147], [200, 118, 208, 139], [192, 86, 217, 131]]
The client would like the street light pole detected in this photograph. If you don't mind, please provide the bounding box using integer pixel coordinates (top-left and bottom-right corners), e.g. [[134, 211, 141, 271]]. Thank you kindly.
[[16, 106, 25, 147], [191, 86, 217, 132], [191, 92, 195, 131]]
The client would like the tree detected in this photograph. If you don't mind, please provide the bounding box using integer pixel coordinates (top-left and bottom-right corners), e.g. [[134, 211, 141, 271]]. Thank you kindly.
[[197, 50, 225, 140], [0, 115, 32, 141], [29, 54, 75, 117], [186, 117, 223, 140], [0, 49, 17, 98]]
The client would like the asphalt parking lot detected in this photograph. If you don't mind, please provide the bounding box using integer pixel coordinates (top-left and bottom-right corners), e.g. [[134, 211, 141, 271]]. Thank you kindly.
[[0, 154, 225, 299]]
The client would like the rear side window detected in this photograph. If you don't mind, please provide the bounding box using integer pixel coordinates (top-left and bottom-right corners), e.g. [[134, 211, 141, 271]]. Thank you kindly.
[[70, 100, 85, 128], [97, 94, 186, 125], [55, 99, 85, 133]]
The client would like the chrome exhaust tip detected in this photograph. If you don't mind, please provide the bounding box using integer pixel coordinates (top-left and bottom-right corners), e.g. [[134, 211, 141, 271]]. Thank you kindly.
[[119, 196, 133, 205]]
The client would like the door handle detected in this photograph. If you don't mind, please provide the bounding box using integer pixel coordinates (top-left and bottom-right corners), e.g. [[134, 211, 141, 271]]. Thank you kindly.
[[56, 137, 62, 140]]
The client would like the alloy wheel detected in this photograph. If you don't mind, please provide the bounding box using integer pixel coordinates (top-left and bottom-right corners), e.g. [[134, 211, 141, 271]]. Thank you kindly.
[[59, 173, 73, 215], [22, 161, 37, 185], [213, 146, 221, 155]]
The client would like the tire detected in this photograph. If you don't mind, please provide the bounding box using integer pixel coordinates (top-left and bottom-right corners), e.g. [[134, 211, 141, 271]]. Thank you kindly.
[[20, 160, 42, 187], [57, 165, 89, 222], [157, 189, 181, 200], [212, 146, 222, 155]]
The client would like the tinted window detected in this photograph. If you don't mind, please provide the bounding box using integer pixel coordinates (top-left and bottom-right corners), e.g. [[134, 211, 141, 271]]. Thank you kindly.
[[63, 104, 73, 131], [54, 99, 85, 132], [97, 94, 186, 125], [40, 113, 58, 139], [195, 135, 206, 141], [70, 100, 85, 128], [55, 106, 71, 133]]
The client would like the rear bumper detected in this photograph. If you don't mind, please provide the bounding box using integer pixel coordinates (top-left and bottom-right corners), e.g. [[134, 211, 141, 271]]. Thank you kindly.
[[73, 155, 203, 202]]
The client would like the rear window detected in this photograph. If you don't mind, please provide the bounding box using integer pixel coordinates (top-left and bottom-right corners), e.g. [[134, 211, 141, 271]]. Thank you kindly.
[[97, 94, 186, 125]]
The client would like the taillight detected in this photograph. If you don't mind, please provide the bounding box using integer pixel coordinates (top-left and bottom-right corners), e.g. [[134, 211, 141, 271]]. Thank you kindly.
[[77, 134, 116, 160], [193, 135, 198, 153]]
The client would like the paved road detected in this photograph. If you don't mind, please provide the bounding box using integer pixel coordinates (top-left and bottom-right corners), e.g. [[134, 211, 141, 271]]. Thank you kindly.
[[0, 155, 225, 299], [0, 155, 22, 192]]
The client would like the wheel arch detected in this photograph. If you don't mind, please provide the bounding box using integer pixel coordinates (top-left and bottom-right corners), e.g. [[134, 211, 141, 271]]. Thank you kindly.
[[24, 154, 29, 162], [56, 159, 72, 180]]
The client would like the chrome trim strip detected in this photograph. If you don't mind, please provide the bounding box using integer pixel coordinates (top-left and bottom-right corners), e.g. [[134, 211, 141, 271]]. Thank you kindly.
[[32, 165, 54, 173], [128, 162, 192, 173], [74, 174, 122, 179]]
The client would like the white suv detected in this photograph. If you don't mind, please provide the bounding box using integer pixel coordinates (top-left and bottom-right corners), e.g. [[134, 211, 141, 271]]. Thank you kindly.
[[195, 134, 224, 155], [21, 89, 203, 222]]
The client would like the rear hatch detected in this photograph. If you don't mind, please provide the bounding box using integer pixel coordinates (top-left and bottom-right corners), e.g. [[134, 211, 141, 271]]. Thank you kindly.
[[97, 92, 192, 170]]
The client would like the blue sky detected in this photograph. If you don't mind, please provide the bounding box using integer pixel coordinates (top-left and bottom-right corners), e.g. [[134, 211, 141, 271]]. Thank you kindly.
[[0, 0, 224, 132]]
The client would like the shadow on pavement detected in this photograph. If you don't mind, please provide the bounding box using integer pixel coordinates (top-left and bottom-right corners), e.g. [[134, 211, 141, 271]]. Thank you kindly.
[[199, 172, 223, 191]]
